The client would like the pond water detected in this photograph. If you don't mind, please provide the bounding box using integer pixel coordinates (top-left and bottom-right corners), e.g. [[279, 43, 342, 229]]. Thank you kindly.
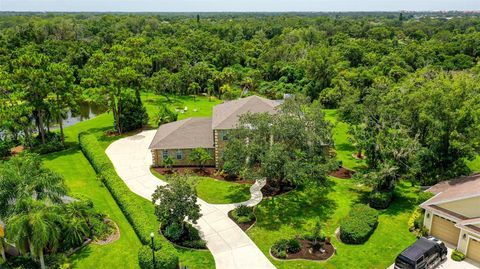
[[51, 102, 106, 129]]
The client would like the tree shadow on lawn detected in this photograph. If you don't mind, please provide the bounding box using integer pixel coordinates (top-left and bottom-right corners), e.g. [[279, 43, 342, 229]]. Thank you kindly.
[[254, 181, 338, 232], [335, 142, 356, 152], [68, 245, 94, 267], [223, 185, 251, 203]]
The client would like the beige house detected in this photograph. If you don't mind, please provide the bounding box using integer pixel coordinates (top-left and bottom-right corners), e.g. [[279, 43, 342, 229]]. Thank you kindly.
[[421, 173, 480, 263], [149, 95, 281, 168]]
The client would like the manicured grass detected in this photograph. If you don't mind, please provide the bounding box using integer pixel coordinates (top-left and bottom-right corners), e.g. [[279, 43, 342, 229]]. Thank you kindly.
[[248, 178, 419, 269], [323, 109, 366, 171], [43, 149, 141, 269], [39, 94, 217, 269], [151, 169, 252, 204], [142, 93, 222, 127]]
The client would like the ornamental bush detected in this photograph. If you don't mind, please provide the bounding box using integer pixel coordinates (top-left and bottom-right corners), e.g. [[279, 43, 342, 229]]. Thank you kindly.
[[231, 205, 254, 224], [451, 249, 466, 262], [369, 190, 393, 209], [271, 238, 301, 258], [138, 245, 178, 269], [340, 204, 379, 244]]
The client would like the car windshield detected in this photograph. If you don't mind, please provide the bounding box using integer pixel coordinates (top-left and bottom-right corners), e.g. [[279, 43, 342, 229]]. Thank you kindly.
[[395, 256, 414, 269]]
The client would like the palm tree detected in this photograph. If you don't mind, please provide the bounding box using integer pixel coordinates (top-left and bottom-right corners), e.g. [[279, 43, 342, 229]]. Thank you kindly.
[[0, 153, 67, 219], [8, 200, 62, 269]]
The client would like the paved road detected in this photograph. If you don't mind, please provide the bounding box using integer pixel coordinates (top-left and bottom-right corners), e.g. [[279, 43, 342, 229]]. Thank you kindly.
[[106, 130, 276, 269], [387, 245, 480, 269]]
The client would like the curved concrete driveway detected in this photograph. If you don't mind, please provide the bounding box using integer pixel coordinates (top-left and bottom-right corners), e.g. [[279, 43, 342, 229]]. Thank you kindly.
[[106, 130, 275, 269]]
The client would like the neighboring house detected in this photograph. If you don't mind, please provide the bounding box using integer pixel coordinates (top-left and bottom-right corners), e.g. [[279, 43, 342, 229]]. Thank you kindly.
[[421, 173, 480, 263], [149, 95, 281, 168]]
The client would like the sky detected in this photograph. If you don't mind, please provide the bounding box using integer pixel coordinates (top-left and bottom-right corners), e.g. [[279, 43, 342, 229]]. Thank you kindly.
[[1, 0, 479, 12]]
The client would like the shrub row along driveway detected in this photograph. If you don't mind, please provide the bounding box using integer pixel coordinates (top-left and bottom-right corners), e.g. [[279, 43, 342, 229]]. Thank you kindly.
[[105, 130, 275, 269]]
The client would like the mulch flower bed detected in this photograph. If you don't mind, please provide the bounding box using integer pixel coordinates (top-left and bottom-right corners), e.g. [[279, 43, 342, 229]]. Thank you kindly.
[[153, 166, 254, 184], [228, 210, 256, 231], [271, 239, 335, 261], [329, 166, 355, 179], [261, 183, 295, 197]]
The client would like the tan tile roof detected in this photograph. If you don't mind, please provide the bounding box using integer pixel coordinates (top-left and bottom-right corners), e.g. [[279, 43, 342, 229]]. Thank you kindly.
[[149, 117, 214, 150], [212, 95, 281, 130], [423, 173, 480, 205]]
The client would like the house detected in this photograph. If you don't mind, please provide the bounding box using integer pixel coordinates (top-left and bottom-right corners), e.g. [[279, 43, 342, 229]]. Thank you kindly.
[[149, 95, 281, 168], [421, 173, 480, 263]]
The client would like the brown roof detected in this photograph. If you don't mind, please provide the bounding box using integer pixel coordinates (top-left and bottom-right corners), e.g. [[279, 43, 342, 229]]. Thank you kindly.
[[422, 173, 480, 206], [149, 118, 214, 150], [212, 95, 281, 130]]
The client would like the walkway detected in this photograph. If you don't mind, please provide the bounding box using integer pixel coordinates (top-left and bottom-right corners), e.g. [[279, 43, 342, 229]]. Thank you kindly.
[[105, 130, 275, 269]]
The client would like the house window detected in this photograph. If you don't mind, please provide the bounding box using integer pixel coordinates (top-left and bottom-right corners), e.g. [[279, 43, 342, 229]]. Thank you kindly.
[[162, 150, 168, 160], [176, 150, 183, 160], [221, 130, 228, 141]]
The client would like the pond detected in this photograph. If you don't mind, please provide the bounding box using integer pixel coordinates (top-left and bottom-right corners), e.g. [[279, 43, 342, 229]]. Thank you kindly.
[[51, 102, 106, 129]]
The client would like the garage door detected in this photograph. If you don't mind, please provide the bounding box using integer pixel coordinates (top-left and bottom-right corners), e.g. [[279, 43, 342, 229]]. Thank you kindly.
[[467, 238, 480, 263], [431, 215, 460, 245]]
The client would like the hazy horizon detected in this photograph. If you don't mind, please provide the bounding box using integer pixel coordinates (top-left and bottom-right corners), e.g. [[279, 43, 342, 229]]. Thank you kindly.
[[1, 0, 479, 13]]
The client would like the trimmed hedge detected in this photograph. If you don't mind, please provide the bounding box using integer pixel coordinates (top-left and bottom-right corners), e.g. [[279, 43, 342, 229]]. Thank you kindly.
[[451, 249, 466, 262], [138, 245, 178, 269], [79, 133, 164, 250], [340, 204, 379, 244]]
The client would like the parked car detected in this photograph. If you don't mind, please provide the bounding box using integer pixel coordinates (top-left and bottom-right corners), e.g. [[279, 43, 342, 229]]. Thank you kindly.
[[394, 236, 448, 269]]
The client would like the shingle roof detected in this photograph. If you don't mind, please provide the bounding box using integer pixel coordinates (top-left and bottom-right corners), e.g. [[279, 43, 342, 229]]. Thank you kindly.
[[212, 95, 281, 130], [422, 173, 480, 206], [149, 118, 214, 150]]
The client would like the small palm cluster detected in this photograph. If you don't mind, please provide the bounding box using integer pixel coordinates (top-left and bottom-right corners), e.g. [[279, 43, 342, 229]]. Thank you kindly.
[[0, 153, 110, 269]]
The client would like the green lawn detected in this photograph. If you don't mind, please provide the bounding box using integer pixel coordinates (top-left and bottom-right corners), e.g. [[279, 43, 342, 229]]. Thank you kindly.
[[248, 178, 418, 269], [43, 149, 141, 269], [151, 169, 252, 204], [323, 109, 366, 171], [142, 93, 222, 127], [39, 94, 218, 269]]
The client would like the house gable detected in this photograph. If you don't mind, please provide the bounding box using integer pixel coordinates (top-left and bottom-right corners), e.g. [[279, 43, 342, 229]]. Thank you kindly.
[[439, 196, 480, 219]]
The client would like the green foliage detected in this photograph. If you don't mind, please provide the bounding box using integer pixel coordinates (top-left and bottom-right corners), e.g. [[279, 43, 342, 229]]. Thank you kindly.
[[451, 249, 466, 262], [116, 90, 149, 132], [417, 191, 434, 204], [408, 208, 425, 232], [271, 238, 301, 258], [138, 245, 178, 269], [231, 205, 255, 224], [340, 204, 379, 244], [78, 133, 163, 250], [368, 190, 394, 209], [155, 103, 178, 126], [0, 139, 14, 157], [152, 174, 201, 228], [162, 156, 175, 169], [188, 148, 213, 168], [223, 95, 337, 187], [164, 222, 183, 242]]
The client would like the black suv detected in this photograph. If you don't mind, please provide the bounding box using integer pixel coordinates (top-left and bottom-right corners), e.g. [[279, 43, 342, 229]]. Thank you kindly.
[[394, 236, 448, 269]]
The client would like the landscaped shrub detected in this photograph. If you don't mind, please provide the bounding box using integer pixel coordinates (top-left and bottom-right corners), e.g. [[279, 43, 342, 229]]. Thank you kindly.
[[340, 204, 379, 244], [408, 208, 425, 231], [79, 133, 164, 250], [271, 238, 301, 258], [451, 249, 466, 261], [231, 205, 255, 224], [138, 245, 178, 269], [162, 222, 207, 249], [369, 190, 393, 209]]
